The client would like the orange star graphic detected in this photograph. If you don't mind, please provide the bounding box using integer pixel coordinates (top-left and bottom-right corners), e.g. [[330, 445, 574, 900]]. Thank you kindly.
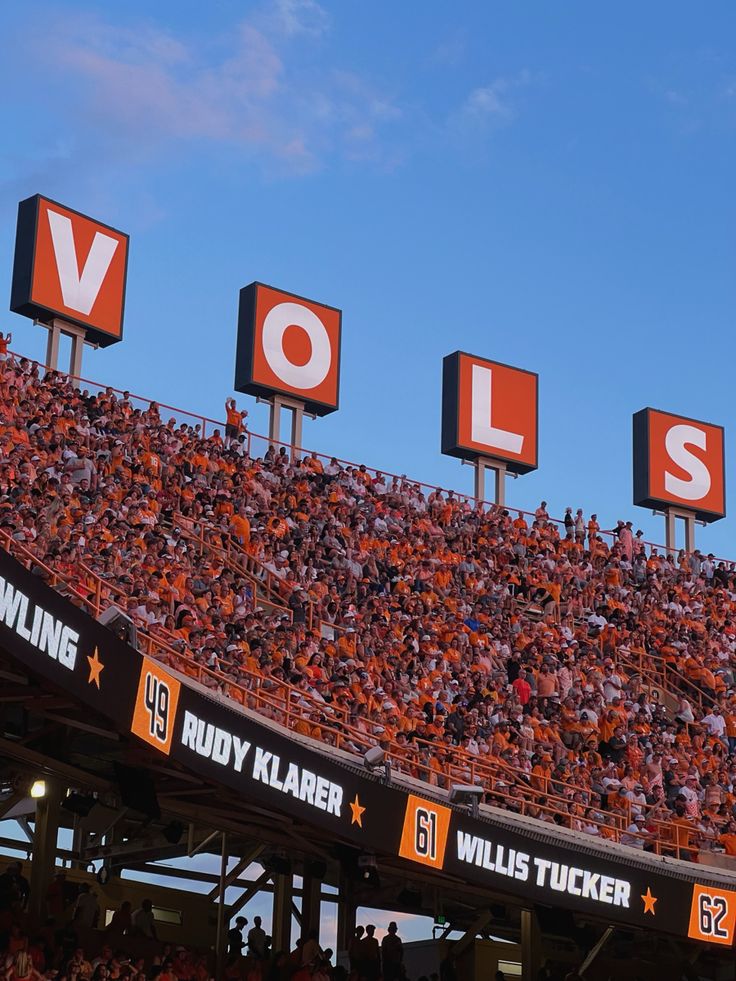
[[349, 794, 365, 828], [641, 887, 657, 915], [87, 647, 104, 689]]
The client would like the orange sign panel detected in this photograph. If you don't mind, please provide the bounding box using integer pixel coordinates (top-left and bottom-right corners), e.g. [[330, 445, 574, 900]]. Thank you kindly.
[[398, 794, 451, 869], [688, 883, 736, 946], [131, 658, 181, 756], [441, 351, 538, 474], [11, 194, 129, 346], [235, 282, 341, 416], [633, 408, 725, 522]]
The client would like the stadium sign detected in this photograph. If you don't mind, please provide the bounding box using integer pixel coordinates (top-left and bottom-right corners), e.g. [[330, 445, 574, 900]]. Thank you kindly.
[[1, 546, 736, 945], [10, 194, 129, 347], [0, 574, 79, 670], [633, 408, 726, 522], [441, 351, 538, 474], [235, 282, 342, 416]]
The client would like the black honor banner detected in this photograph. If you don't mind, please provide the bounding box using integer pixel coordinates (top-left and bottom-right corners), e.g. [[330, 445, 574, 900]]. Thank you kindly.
[[1, 547, 735, 946]]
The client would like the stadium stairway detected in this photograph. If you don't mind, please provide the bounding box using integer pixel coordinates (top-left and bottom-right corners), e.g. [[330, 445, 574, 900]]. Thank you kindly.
[[167, 511, 297, 623]]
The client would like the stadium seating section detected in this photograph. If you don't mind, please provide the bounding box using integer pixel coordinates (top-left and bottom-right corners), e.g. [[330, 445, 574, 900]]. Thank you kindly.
[[3, 352, 736, 863]]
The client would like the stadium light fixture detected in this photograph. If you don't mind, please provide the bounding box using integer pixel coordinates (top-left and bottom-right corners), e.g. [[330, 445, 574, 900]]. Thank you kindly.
[[449, 783, 483, 818], [357, 853, 380, 887], [30, 779, 46, 799], [363, 746, 391, 784]]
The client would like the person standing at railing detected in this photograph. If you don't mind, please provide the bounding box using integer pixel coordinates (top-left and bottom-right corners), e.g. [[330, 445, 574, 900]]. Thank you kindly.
[[224, 398, 248, 448], [587, 512, 599, 546], [574, 508, 585, 544], [619, 520, 634, 560]]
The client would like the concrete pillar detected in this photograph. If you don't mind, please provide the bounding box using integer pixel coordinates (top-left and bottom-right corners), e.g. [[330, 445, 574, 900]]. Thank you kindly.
[[335, 873, 355, 955], [520, 908, 541, 981], [29, 783, 61, 924], [300, 873, 321, 940], [272, 873, 293, 952]]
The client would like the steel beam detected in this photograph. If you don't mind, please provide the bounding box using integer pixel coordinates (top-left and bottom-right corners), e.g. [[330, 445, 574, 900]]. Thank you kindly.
[[228, 869, 273, 917], [451, 908, 494, 959], [578, 926, 614, 978], [206, 844, 264, 900]]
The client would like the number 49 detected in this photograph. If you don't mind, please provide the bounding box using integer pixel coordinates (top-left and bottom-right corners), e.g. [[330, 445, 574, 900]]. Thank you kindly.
[[144, 673, 170, 742]]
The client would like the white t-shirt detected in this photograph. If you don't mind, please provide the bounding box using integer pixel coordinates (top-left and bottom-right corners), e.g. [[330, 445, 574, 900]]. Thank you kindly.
[[132, 907, 156, 937], [703, 713, 726, 738]]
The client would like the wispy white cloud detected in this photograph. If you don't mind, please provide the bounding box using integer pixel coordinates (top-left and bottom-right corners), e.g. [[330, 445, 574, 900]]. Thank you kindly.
[[460, 70, 533, 122], [271, 0, 330, 38], [26, 1, 399, 176], [432, 31, 467, 67]]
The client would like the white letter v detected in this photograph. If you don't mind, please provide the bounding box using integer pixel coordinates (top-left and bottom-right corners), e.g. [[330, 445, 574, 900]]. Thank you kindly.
[[47, 210, 119, 315]]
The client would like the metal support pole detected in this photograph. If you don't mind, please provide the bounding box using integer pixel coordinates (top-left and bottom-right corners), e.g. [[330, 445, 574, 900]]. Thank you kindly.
[[69, 331, 84, 380], [45, 324, 61, 371], [473, 457, 506, 506], [684, 514, 696, 554], [494, 463, 506, 507], [189, 829, 219, 858], [29, 782, 61, 924], [272, 872, 293, 952], [215, 832, 228, 981], [290, 406, 304, 462], [664, 508, 698, 555], [473, 460, 485, 503], [664, 509, 677, 556], [520, 908, 540, 981], [268, 399, 282, 449]]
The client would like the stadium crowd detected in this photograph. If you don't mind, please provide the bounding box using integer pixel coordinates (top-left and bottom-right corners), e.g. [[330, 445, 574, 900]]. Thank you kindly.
[[0, 860, 412, 981], [2, 863, 595, 981], [4, 353, 736, 858]]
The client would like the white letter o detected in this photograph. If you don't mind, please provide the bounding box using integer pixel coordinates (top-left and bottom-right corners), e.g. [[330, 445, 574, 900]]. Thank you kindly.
[[261, 302, 331, 390]]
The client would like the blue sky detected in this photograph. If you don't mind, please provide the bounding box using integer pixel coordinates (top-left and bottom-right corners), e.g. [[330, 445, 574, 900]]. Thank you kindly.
[[2, 2, 736, 553]]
